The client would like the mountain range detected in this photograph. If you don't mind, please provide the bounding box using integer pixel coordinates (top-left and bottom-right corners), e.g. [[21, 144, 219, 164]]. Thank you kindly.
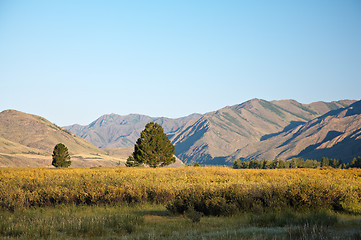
[[1, 99, 359, 167], [64, 99, 358, 165], [227, 100, 361, 163], [171, 99, 356, 164], [65, 113, 201, 148]]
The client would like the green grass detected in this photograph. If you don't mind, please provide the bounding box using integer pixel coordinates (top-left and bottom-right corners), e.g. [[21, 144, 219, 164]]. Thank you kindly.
[[0, 204, 360, 240]]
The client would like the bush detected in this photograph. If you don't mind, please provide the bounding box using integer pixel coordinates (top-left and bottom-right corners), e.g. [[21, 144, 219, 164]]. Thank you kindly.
[[185, 205, 203, 223]]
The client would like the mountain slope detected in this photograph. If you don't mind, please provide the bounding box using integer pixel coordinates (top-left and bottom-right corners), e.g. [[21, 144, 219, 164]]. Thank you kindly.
[[230, 100, 361, 163], [171, 99, 355, 164], [0, 110, 126, 167], [64, 113, 201, 148]]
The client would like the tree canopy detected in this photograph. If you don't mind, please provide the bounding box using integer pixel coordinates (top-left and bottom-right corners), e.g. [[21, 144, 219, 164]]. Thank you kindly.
[[52, 143, 71, 168], [126, 122, 176, 168], [233, 156, 361, 169]]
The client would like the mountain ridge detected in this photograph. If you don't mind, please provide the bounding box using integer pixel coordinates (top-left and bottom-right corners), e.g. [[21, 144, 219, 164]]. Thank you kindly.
[[171, 99, 356, 164], [227, 100, 361, 163], [1, 99, 358, 167], [64, 113, 201, 148], [63, 99, 356, 165]]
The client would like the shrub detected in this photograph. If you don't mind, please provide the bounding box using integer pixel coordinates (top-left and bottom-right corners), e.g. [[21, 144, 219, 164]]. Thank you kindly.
[[185, 205, 203, 223]]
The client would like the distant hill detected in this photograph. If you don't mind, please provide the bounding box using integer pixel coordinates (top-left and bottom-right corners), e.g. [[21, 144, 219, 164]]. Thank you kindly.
[[64, 113, 201, 148], [228, 100, 361, 163], [171, 99, 356, 164], [0, 110, 126, 167]]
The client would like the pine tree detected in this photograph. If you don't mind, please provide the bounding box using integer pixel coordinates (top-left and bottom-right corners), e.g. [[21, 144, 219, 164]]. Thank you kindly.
[[321, 157, 329, 167], [52, 143, 71, 168], [290, 158, 298, 168], [330, 158, 340, 168], [261, 160, 267, 169], [350, 156, 361, 168], [126, 122, 176, 168]]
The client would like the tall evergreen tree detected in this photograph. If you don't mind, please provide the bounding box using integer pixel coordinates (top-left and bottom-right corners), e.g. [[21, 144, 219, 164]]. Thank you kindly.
[[126, 122, 176, 168], [321, 157, 329, 167], [330, 158, 340, 168], [350, 156, 361, 168], [52, 143, 71, 168], [233, 160, 241, 169], [261, 160, 267, 169], [290, 158, 298, 168]]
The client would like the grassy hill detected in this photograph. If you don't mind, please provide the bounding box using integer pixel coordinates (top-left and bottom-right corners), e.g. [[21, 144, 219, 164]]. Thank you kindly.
[[0, 110, 126, 167]]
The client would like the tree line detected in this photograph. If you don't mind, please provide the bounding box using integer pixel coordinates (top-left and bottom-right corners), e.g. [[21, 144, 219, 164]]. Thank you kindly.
[[233, 156, 361, 169]]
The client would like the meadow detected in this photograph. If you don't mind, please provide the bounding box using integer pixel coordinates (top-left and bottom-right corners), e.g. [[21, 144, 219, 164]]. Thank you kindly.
[[1, 167, 361, 239]]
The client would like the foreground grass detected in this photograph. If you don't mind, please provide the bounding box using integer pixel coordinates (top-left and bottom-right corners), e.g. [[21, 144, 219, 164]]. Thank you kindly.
[[1, 204, 361, 240], [1, 167, 361, 239]]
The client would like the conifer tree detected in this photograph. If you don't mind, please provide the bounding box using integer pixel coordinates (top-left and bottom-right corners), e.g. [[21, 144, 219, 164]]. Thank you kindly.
[[52, 143, 71, 168], [126, 122, 175, 168], [321, 157, 329, 167], [350, 156, 361, 168]]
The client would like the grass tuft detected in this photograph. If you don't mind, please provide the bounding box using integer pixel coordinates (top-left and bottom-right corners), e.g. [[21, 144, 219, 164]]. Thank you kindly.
[[249, 209, 338, 228]]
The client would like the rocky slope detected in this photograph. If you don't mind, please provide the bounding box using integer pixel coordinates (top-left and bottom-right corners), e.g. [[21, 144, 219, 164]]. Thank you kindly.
[[171, 99, 355, 164], [229, 100, 361, 163], [64, 113, 201, 148]]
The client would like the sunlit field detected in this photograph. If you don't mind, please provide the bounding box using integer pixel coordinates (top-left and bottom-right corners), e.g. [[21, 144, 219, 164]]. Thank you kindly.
[[1, 167, 361, 239]]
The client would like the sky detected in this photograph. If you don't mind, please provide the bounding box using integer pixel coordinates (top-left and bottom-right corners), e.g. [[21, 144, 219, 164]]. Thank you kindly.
[[1, 0, 360, 126]]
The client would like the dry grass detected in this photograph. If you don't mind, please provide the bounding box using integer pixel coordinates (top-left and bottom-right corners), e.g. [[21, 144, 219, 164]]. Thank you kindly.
[[0, 153, 126, 168], [0, 167, 360, 214], [0, 167, 361, 239], [0, 204, 360, 239]]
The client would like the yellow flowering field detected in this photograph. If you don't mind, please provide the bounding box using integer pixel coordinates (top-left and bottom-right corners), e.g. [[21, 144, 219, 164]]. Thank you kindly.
[[0, 167, 360, 215]]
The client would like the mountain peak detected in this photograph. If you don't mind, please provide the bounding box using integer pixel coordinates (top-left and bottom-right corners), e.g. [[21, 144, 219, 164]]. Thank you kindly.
[[231, 98, 262, 110], [1, 109, 29, 116], [64, 112, 200, 148]]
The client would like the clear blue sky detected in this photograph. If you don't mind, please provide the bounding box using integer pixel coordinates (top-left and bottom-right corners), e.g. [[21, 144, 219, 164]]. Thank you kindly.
[[1, 0, 360, 126]]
